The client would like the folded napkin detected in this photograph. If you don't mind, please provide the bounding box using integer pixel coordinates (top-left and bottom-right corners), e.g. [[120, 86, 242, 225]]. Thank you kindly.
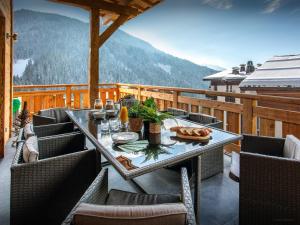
[[118, 140, 149, 153]]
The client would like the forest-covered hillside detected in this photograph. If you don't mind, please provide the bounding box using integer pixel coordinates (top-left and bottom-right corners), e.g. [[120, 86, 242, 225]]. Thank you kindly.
[[13, 10, 216, 88]]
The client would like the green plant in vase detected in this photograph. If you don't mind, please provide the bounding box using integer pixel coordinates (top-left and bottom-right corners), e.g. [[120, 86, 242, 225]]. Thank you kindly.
[[140, 104, 173, 134], [128, 102, 143, 132], [143, 97, 157, 110]]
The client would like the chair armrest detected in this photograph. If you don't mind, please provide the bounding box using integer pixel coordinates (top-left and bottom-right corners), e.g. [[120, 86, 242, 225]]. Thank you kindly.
[[181, 167, 196, 225], [34, 122, 74, 138], [240, 152, 300, 223], [62, 168, 109, 225], [241, 134, 285, 157], [33, 114, 56, 126], [38, 132, 85, 159]]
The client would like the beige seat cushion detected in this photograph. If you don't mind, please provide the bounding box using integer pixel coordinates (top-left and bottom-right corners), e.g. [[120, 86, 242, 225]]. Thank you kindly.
[[106, 189, 180, 205], [23, 136, 39, 163], [24, 123, 35, 139], [230, 152, 240, 178], [73, 203, 187, 225], [291, 136, 300, 160], [283, 135, 299, 159]]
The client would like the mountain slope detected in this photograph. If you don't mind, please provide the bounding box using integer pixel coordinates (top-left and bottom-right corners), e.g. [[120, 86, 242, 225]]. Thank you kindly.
[[13, 9, 216, 89]]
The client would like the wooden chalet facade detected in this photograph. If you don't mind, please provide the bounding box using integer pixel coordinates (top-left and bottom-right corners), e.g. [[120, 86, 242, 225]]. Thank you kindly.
[[240, 55, 300, 111], [0, 0, 13, 157], [203, 61, 256, 103]]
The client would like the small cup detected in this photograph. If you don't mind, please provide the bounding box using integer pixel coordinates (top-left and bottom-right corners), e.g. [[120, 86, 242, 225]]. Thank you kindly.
[[100, 120, 110, 134], [109, 118, 120, 132]]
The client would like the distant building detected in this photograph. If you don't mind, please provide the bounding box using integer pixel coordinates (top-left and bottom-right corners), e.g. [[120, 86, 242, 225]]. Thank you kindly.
[[203, 61, 257, 103], [239, 54, 300, 111]]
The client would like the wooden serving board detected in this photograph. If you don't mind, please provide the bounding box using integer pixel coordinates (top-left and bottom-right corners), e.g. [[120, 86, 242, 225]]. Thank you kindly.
[[176, 133, 211, 142]]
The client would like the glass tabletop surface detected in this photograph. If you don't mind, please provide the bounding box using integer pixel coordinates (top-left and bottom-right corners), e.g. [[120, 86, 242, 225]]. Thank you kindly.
[[67, 110, 241, 175]]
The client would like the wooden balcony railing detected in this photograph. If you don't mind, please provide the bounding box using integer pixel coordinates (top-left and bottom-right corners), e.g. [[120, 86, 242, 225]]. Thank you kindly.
[[13, 83, 119, 112], [13, 83, 300, 152]]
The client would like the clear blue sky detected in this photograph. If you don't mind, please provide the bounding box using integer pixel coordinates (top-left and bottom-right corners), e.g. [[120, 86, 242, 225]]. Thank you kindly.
[[14, 0, 300, 68]]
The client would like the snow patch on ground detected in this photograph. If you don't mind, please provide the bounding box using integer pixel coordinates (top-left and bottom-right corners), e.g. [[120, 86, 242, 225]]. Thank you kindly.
[[156, 63, 171, 74], [13, 59, 33, 77]]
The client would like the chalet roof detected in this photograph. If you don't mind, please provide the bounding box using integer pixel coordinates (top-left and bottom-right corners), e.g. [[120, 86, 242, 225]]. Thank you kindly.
[[239, 54, 300, 90], [50, 0, 161, 24], [203, 69, 247, 82]]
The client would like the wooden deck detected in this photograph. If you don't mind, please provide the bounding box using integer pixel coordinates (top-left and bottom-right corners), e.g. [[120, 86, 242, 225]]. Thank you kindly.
[[13, 83, 300, 152]]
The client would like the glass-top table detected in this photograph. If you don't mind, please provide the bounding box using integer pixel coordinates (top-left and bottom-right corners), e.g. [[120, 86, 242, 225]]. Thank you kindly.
[[67, 109, 242, 223], [67, 109, 242, 180]]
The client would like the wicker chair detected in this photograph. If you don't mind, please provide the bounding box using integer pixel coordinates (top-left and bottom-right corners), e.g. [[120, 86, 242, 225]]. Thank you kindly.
[[62, 167, 196, 225], [185, 112, 223, 129], [240, 135, 300, 225], [167, 109, 224, 180], [11, 132, 101, 225], [17, 122, 75, 143], [33, 107, 70, 126]]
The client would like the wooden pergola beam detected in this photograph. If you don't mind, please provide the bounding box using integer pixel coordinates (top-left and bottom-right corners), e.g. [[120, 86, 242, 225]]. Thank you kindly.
[[98, 14, 129, 48], [51, 0, 139, 16], [88, 7, 100, 107]]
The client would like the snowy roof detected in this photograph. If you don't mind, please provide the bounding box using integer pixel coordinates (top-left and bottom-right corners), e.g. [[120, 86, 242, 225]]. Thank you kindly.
[[203, 69, 247, 81], [239, 54, 300, 89]]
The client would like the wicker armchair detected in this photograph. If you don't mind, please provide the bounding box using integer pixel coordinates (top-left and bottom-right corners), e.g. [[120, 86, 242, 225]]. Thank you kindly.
[[240, 135, 300, 225], [11, 132, 101, 225], [33, 107, 70, 126], [62, 167, 196, 225]]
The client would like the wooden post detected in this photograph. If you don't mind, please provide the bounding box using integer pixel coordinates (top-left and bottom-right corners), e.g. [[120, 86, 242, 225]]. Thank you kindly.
[[137, 86, 141, 101], [115, 84, 120, 101], [173, 91, 179, 108], [242, 99, 257, 134], [88, 7, 100, 108], [66, 85, 72, 108]]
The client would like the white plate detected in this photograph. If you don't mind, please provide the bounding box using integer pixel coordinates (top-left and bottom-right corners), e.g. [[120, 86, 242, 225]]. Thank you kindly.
[[111, 132, 139, 144]]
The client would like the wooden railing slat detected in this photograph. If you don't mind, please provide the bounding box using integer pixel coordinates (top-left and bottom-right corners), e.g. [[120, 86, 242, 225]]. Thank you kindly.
[[254, 106, 300, 125], [259, 118, 275, 137], [282, 122, 300, 139], [178, 96, 243, 114]]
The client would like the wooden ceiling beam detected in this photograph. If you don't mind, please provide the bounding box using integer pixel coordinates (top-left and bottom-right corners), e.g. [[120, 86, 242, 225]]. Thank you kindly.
[[98, 14, 129, 48], [51, 0, 140, 16]]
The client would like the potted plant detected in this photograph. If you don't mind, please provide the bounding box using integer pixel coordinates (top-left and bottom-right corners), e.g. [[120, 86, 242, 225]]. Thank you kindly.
[[140, 105, 173, 134], [128, 102, 143, 132], [141, 98, 157, 136]]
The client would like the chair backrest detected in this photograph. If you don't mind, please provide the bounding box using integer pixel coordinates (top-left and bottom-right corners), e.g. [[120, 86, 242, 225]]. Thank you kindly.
[[167, 107, 188, 116], [73, 203, 188, 225], [39, 108, 69, 123], [188, 112, 217, 124]]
